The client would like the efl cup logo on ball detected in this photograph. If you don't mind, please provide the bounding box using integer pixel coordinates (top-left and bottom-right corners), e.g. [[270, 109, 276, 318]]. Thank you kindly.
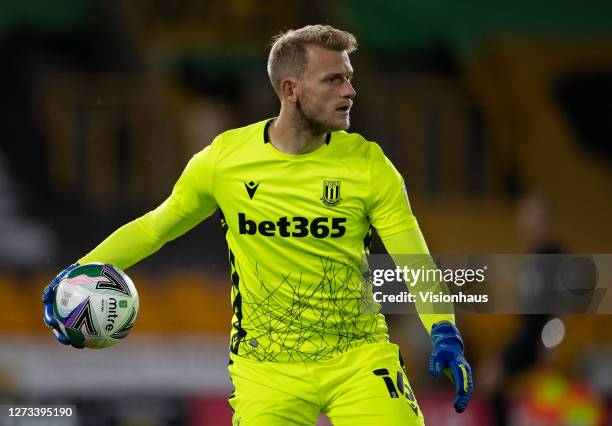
[[53, 263, 139, 349]]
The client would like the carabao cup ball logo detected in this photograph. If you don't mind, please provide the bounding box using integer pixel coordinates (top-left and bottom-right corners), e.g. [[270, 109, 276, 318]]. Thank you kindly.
[[53, 263, 139, 349]]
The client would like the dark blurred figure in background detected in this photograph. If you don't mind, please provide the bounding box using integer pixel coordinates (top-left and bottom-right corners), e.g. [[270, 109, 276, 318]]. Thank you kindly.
[[482, 192, 566, 425], [516, 193, 564, 256]]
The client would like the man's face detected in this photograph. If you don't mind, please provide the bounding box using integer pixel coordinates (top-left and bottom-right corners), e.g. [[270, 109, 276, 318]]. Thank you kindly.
[[293, 44, 356, 133]]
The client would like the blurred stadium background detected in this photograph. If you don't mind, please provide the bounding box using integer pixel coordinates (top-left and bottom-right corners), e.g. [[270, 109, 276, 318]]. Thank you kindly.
[[0, 1, 611, 425]]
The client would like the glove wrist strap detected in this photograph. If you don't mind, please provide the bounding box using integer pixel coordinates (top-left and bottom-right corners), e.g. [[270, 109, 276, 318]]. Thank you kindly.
[[431, 322, 464, 350]]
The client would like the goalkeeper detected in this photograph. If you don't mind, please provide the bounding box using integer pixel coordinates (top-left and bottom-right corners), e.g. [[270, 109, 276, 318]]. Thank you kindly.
[[43, 25, 472, 424]]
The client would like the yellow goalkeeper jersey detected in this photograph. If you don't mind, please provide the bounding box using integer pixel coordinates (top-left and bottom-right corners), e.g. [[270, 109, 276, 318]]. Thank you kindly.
[[80, 118, 422, 362]]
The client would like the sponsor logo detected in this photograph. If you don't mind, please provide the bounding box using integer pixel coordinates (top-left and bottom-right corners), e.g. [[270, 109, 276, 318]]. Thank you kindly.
[[244, 181, 260, 200], [105, 297, 119, 332], [238, 212, 346, 238]]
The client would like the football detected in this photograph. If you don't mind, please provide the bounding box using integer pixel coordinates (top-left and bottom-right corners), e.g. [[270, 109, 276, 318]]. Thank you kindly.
[[53, 263, 139, 349]]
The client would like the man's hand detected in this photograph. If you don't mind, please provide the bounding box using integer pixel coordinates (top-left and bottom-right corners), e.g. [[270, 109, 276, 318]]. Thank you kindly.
[[429, 321, 473, 413], [42, 263, 83, 348]]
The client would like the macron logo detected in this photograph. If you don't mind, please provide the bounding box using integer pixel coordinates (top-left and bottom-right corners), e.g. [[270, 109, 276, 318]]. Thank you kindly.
[[244, 181, 260, 200]]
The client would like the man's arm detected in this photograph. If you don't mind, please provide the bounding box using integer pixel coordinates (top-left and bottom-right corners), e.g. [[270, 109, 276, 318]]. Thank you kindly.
[[365, 143, 454, 332], [366, 142, 472, 412], [381, 227, 473, 413], [43, 141, 220, 345], [381, 227, 455, 334], [77, 197, 207, 270]]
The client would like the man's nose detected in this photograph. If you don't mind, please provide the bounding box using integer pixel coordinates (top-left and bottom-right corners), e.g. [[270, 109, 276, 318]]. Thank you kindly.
[[342, 80, 356, 98]]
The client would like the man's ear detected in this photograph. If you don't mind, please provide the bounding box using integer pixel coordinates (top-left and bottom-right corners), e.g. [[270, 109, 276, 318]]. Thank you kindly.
[[279, 78, 299, 103]]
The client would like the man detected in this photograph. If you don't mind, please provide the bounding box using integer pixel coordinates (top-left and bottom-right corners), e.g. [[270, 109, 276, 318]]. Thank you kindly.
[[43, 25, 472, 425], [485, 193, 566, 425]]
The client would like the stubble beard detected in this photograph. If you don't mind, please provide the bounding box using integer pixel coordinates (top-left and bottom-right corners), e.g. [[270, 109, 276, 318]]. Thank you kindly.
[[295, 98, 350, 137]]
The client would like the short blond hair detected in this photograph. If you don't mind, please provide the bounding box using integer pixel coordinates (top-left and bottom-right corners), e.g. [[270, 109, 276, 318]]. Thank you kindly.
[[267, 25, 357, 97]]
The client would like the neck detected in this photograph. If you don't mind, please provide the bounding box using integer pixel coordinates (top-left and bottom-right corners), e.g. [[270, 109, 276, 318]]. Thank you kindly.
[[268, 109, 327, 155]]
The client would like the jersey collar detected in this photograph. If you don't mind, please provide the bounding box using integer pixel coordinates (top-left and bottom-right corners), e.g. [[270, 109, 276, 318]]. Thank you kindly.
[[263, 118, 331, 145]]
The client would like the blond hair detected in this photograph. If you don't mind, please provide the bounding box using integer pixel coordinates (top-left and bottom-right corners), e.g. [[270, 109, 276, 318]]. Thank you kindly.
[[267, 24, 357, 97]]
